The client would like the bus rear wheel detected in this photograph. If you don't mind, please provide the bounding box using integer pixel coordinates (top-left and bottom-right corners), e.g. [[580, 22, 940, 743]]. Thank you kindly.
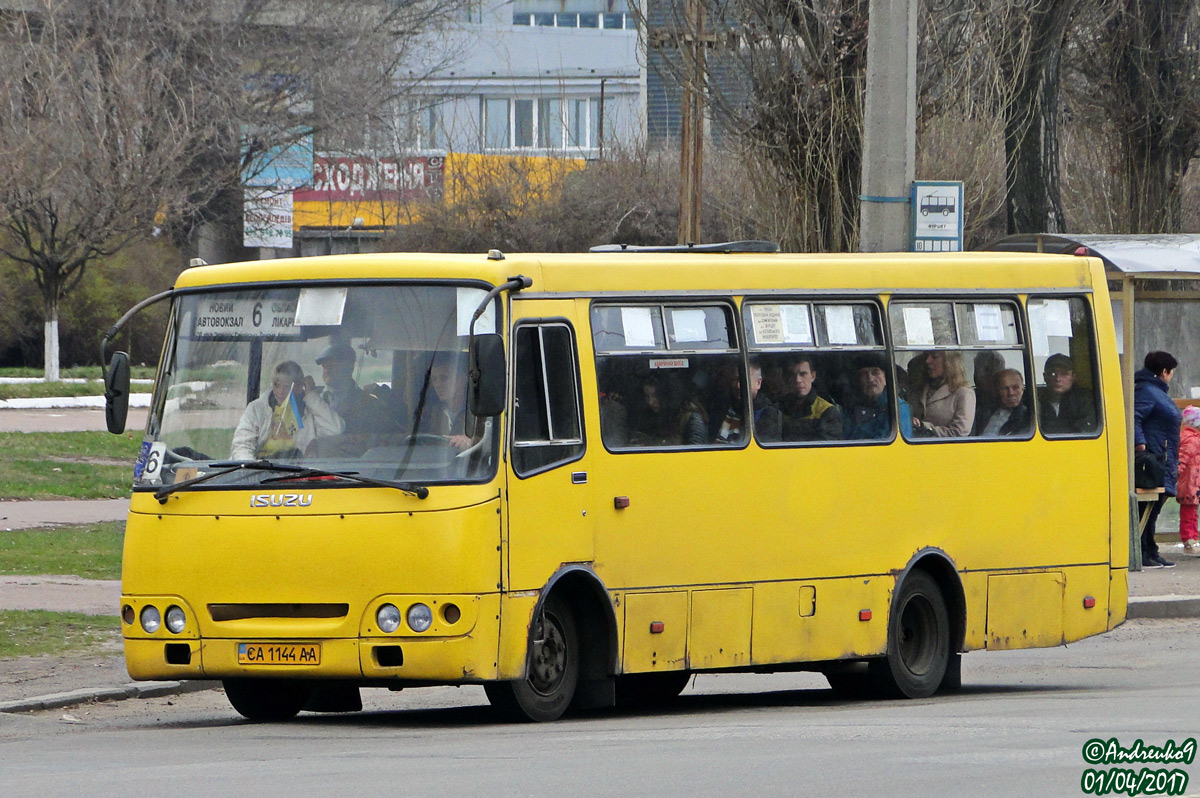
[[485, 596, 579, 722], [870, 570, 950, 699], [223, 678, 313, 721]]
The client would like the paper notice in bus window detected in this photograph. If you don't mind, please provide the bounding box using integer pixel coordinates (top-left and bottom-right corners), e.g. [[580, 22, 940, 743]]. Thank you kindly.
[[1043, 299, 1073, 337], [781, 305, 813, 344], [973, 304, 1005, 342], [621, 307, 657, 347], [671, 309, 708, 343], [1028, 302, 1050, 356], [902, 307, 935, 346], [824, 305, 858, 345], [456, 287, 495, 336], [295, 287, 347, 327], [749, 305, 784, 344]]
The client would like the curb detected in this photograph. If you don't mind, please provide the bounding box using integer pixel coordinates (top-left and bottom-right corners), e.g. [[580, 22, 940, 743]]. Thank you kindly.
[[0, 394, 151, 410], [1127, 595, 1200, 620], [0, 679, 217, 714]]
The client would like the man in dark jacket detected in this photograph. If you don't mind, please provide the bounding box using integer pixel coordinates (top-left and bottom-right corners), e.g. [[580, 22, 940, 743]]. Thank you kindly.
[[972, 368, 1031, 437], [1037, 353, 1096, 435], [1134, 350, 1182, 568], [779, 356, 842, 441]]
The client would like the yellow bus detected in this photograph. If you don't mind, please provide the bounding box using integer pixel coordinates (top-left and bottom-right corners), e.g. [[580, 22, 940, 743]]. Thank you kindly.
[[103, 245, 1127, 722]]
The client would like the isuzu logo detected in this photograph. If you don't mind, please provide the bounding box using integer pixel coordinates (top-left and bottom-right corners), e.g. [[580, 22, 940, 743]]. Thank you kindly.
[[250, 493, 313, 508]]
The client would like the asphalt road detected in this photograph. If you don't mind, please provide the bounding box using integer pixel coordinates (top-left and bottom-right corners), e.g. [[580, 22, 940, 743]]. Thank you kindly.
[[1, 618, 1198, 797]]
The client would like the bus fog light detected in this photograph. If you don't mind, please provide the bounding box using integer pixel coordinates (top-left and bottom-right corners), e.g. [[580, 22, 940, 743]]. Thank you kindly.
[[407, 603, 433, 633], [377, 604, 401, 633], [442, 603, 461, 624], [122, 604, 135, 625], [165, 606, 186, 634], [140, 605, 161, 634]]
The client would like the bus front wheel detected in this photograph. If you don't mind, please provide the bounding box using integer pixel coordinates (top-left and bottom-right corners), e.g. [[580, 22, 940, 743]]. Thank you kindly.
[[223, 678, 313, 721], [870, 570, 949, 699], [485, 596, 579, 722]]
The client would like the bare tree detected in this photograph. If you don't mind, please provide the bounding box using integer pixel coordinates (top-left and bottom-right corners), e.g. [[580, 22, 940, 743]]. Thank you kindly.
[[0, 0, 464, 379], [1077, 0, 1200, 233], [979, 0, 1080, 234]]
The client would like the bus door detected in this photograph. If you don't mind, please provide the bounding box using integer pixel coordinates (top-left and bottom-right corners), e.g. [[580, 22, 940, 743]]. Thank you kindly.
[[505, 312, 593, 591]]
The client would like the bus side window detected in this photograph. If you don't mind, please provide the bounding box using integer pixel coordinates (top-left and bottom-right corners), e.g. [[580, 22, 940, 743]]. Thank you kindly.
[[1028, 296, 1101, 437], [512, 323, 585, 476]]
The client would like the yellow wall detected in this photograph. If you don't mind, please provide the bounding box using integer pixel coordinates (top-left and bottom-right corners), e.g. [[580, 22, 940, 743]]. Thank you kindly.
[[292, 152, 585, 229]]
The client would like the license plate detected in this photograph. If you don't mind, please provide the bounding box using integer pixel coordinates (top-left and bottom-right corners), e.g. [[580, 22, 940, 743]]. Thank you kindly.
[[237, 643, 321, 665]]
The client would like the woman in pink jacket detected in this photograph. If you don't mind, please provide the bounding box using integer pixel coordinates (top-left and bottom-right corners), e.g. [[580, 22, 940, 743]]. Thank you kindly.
[[1177, 405, 1200, 554]]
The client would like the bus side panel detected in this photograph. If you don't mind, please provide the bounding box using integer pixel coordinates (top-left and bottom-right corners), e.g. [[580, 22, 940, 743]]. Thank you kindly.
[[750, 579, 889, 664]]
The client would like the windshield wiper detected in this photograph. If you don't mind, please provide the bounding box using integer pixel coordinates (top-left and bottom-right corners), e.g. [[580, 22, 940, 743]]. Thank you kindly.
[[152, 460, 305, 504], [152, 460, 428, 503], [258, 467, 429, 499]]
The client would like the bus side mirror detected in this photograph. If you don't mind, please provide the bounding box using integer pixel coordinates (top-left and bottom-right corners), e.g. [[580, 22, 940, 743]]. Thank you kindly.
[[468, 334, 506, 417], [104, 351, 131, 434]]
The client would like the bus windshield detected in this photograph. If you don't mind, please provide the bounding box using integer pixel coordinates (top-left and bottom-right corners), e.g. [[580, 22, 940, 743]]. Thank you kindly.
[[134, 282, 500, 491]]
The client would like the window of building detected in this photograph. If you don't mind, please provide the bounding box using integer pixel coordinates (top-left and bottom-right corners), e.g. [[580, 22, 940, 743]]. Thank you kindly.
[[484, 98, 510, 149], [592, 303, 746, 449], [1027, 296, 1101, 437], [890, 299, 1030, 441], [484, 96, 608, 151]]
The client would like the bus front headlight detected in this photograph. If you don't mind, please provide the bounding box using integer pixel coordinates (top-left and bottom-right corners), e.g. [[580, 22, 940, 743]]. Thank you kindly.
[[376, 604, 401, 634], [140, 605, 162, 634], [165, 605, 187, 634], [406, 603, 433, 633]]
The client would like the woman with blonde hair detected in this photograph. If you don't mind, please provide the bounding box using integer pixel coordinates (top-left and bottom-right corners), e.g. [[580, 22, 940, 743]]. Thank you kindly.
[[909, 350, 975, 437]]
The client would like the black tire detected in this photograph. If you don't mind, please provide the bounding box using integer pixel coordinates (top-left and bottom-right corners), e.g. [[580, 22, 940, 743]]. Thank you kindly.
[[869, 570, 950, 699], [485, 596, 579, 722], [223, 678, 313, 721], [615, 671, 691, 708]]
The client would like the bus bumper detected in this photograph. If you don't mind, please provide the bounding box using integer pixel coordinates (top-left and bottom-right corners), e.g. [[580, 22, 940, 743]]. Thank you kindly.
[[123, 596, 507, 683]]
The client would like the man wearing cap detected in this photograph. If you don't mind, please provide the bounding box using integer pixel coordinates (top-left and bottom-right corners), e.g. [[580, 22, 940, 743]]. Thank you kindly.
[[1037, 353, 1096, 435], [310, 342, 380, 436], [843, 354, 911, 440]]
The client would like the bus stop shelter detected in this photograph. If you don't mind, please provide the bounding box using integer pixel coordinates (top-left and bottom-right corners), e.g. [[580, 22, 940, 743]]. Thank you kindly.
[[983, 234, 1200, 567]]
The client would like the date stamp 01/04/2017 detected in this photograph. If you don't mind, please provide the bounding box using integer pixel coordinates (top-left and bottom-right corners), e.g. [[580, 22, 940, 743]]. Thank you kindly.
[[1080, 737, 1196, 796]]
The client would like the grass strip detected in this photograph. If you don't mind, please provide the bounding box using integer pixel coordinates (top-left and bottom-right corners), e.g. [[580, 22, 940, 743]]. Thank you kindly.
[[0, 610, 121, 659], [0, 366, 155, 380], [0, 523, 123, 580], [0, 431, 142, 499]]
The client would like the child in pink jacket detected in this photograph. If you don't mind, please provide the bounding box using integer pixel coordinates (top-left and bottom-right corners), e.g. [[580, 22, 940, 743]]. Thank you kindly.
[[1178, 406, 1200, 554]]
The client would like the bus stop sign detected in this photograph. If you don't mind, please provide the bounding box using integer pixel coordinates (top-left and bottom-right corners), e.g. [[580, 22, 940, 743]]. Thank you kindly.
[[911, 181, 964, 252]]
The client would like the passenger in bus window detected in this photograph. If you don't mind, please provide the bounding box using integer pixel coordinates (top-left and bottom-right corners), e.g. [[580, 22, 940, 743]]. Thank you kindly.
[[231, 360, 344, 460], [844, 354, 910, 440], [909, 351, 975, 437], [972, 350, 1005, 423], [704, 358, 745, 442], [971, 369, 1031, 437], [748, 358, 782, 443], [779, 355, 843, 441], [424, 355, 476, 450], [598, 378, 629, 447], [630, 374, 708, 446], [311, 343, 385, 436], [1037, 353, 1096, 434], [760, 360, 787, 404]]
